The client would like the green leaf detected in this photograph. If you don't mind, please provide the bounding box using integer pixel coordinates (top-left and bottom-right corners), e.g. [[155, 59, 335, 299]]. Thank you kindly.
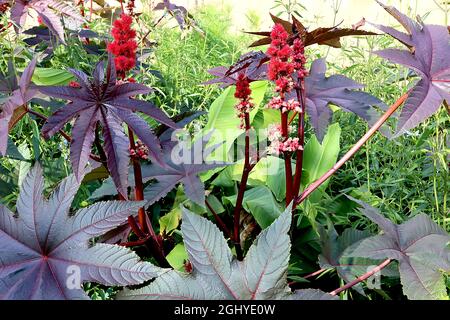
[[211, 166, 235, 188], [205, 194, 225, 217], [224, 186, 282, 228], [204, 81, 268, 162], [83, 165, 110, 183], [301, 123, 341, 203], [166, 243, 189, 271], [31, 68, 74, 86], [31, 120, 41, 161], [264, 157, 286, 202], [159, 207, 182, 235], [1, 139, 28, 161], [17, 143, 31, 187]]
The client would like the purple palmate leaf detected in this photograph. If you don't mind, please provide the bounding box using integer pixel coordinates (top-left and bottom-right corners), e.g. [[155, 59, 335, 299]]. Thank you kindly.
[[348, 197, 450, 300], [0, 60, 18, 94], [23, 26, 104, 58], [7, 0, 84, 44], [39, 57, 178, 197], [288, 59, 388, 141], [154, 0, 194, 31], [0, 58, 39, 156], [203, 51, 268, 88], [372, 1, 450, 136], [318, 224, 371, 296], [118, 205, 337, 300], [141, 131, 227, 207], [0, 164, 165, 300]]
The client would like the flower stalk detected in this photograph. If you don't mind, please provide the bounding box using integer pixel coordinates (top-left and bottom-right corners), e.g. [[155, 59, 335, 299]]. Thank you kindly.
[[233, 74, 256, 260], [329, 259, 391, 296], [296, 92, 409, 206]]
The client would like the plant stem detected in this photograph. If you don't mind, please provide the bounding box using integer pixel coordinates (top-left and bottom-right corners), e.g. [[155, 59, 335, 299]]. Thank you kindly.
[[444, 101, 450, 117], [233, 113, 252, 260], [282, 112, 294, 205], [89, 0, 93, 21], [123, 202, 146, 238], [292, 80, 306, 199], [28, 109, 72, 143], [127, 128, 148, 233], [296, 93, 409, 206], [206, 198, 231, 238], [127, 127, 170, 267], [303, 268, 327, 279], [120, 233, 152, 247], [329, 259, 391, 296]]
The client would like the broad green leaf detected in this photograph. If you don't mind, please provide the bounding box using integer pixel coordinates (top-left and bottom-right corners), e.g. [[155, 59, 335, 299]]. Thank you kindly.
[[205, 194, 225, 216], [224, 186, 282, 228], [166, 243, 189, 271], [301, 123, 341, 203], [31, 68, 74, 86], [211, 166, 235, 188], [159, 207, 181, 235], [204, 81, 268, 162], [254, 108, 280, 129]]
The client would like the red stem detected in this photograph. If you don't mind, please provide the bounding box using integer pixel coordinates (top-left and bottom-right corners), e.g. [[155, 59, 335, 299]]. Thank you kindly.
[[120, 234, 152, 247], [127, 128, 170, 267], [122, 201, 146, 238], [444, 101, 450, 117], [206, 199, 231, 238], [303, 268, 327, 279], [89, 0, 93, 21], [233, 113, 252, 260], [330, 259, 391, 296], [292, 80, 306, 199], [281, 112, 294, 206], [295, 92, 409, 206], [127, 128, 148, 233]]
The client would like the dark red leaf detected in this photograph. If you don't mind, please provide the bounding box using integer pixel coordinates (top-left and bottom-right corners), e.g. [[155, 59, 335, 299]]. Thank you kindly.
[[39, 57, 178, 197], [247, 14, 377, 48]]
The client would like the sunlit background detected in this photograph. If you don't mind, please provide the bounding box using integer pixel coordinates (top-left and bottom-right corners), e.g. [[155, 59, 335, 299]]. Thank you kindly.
[[162, 0, 449, 31]]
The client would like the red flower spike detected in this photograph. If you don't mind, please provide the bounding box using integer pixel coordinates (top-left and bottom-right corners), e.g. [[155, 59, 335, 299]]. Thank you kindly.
[[107, 14, 138, 79], [69, 81, 81, 88], [234, 74, 254, 129], [267, 24, 309, 95]]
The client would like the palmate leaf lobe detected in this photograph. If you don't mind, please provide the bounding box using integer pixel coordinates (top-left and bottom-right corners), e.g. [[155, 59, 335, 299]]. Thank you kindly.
[[117, 205, 337, 300], [348, 197, 450, 300], [7, 0, 84, 44], [0, 58, 39, 156], [373, 1, 450, 136], [0, 164, 165, 300], [39, 57, 178, 197], [247, 13, 377, 48]]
